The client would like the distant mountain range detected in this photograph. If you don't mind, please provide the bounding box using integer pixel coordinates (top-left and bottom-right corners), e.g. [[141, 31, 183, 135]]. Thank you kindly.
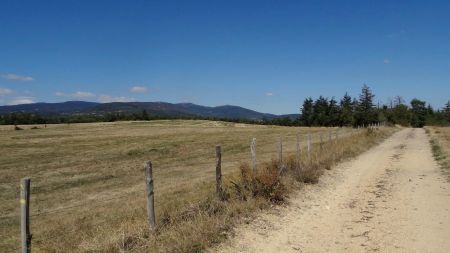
[[0, 101, 299, 121]]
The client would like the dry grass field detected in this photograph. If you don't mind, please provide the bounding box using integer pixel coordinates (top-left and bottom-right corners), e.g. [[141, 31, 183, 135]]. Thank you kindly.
[[0, 120, 393, 252], [426, 126, 450, 181]]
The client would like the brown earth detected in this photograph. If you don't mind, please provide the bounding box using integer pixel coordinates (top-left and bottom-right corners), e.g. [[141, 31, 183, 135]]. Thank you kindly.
[[215, 128, 450, 253]]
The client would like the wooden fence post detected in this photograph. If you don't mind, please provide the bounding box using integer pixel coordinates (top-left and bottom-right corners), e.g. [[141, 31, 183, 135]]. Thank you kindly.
[[251, 138, 257, 177], [320, 133, 323, 150], [296, 134, 301, 169], [307, 133, 311, 160], [20, 177, 31, 253], [215, 145, 222, 198], [328, 129, 332, 142], [144, 161, 156, 230], [335, 129, 339, 140], [278, 136, 283, 166]]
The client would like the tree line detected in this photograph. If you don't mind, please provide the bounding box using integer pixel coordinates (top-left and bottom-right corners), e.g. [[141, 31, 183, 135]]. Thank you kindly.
[[0, 110, 268, 126], [297, 84, 450, 128], [1, 84, 449, 127]]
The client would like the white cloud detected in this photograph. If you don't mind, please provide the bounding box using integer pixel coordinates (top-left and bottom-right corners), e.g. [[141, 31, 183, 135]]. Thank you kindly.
[[384, 59, 390, 64], [2, 73, 34, 81], [0, 87, 13, 96], [130, 86, 148, 93], [55, 91, 96, 98], [9, 96, 35, 105], [98, 95, 135, 103], [265, 92, 274, 97]]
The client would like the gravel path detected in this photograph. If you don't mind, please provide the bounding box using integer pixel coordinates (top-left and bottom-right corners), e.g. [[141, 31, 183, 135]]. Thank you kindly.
[[215, 128, 450, 252]]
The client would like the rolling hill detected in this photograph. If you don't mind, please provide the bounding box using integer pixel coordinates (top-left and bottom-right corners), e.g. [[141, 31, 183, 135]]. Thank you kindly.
[[0, 101, 298, 120]]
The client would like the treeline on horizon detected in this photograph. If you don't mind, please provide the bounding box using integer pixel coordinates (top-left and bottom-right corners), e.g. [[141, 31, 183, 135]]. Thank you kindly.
[[1, 85, 449, 127], [297, 85, 450, 128]]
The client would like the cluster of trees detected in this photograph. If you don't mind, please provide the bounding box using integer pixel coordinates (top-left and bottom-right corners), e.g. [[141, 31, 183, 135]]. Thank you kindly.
[[298, 85, 450, 128], [0, 110, 266, 126], [1, 85, 449, 128]]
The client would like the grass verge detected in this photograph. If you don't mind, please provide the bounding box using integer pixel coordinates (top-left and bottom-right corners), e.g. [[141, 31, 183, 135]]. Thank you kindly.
[[425, 127, 450, 182], [87, 128, 394, 253]]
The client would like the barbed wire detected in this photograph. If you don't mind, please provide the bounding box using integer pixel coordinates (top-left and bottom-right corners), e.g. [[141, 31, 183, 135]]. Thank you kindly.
[[30, 194, 136, 218]]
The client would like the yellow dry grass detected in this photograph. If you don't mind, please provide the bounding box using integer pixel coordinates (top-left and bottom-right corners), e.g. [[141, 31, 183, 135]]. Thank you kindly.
[[426, 126, 450, 181], [0, 120, 393, 252]]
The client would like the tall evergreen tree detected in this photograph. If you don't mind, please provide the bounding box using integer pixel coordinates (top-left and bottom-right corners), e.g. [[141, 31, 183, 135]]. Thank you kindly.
[[444, 100, 450, 122], [142, 109, 150, 120], [391, 102, 411, 126], [327, 97, 340, 126], [312, 96, 329, 126], [410, 98, 427, 127], [299, 97, 314, 126], [354, 84, 377, 126], [339, 92, 354, 126]]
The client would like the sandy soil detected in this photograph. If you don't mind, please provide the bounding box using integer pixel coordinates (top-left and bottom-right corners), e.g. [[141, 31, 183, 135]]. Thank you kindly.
[[215, 128, 450, 252]]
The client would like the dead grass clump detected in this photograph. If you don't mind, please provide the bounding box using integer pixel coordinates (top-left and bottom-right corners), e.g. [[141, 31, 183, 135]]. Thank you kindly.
[[299, 163, 323, 184], [231, 162, 286, 203]]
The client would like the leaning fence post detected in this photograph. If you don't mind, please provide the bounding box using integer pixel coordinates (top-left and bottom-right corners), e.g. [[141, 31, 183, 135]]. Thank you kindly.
[[20, 177, 31, 253], [251, 138, 257, 177], [144, 161, 156, 230], [215, 145, 222, 198]]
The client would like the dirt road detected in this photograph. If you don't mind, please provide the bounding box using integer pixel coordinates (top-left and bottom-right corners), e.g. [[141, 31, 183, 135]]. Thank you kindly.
[[215, 128, 450, 252]]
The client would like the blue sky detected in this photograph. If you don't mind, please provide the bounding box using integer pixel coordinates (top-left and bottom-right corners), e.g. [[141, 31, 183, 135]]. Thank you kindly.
[[0, 0, 449, 114]]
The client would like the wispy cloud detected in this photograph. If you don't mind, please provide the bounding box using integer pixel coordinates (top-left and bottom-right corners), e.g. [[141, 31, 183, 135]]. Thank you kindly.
[[98, 95, 135, 103], [265, 92, 274, 97], [387, 30, 406, 38], [130, 86, 148, 93], [384, 59, 390, 64], [2, 73, 34, 81], [0, 87, 13, 96], [55, 91, 96, 98], [9, 96, 35, 105]]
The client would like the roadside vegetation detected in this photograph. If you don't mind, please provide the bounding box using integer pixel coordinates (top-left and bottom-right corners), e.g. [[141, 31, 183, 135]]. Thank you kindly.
[[0, 120, 394, 252], [426, 127, 450, 182]]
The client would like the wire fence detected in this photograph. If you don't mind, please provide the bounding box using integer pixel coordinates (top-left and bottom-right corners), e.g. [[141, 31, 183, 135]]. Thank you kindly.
[[3, 123, 385, 252]]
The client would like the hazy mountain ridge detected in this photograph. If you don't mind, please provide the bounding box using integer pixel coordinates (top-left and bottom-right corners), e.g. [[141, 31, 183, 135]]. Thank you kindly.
[[0, 101, 298, 120]]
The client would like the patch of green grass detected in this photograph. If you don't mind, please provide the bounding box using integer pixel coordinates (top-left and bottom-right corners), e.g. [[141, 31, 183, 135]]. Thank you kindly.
[[430, 139, 446, 161]]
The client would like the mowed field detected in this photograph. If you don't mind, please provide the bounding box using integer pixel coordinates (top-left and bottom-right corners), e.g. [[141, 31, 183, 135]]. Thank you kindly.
[[0, 120, 365, 252]]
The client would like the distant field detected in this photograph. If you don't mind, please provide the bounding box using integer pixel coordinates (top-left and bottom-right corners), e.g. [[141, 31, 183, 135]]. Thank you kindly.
[[1, 120, 363, 252]]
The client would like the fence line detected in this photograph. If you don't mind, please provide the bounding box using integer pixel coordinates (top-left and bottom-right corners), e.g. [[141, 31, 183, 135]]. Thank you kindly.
[[13, 126, 375, 251]]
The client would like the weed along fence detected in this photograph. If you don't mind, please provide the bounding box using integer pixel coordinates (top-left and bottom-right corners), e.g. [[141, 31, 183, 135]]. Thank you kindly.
[[9, 123, 386, 252]]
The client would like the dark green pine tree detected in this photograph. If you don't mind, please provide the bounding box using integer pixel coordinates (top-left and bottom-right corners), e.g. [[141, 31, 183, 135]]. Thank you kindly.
[[355, 84, 377, 126], [410, 98, 427, 128], [299, 97, 314, 126], [141, 109, 150, 121], [444, 100, 450, 122], [339, 92, 354, 126], [312, 96, 329, 126], [327, 97, 340, 126]]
